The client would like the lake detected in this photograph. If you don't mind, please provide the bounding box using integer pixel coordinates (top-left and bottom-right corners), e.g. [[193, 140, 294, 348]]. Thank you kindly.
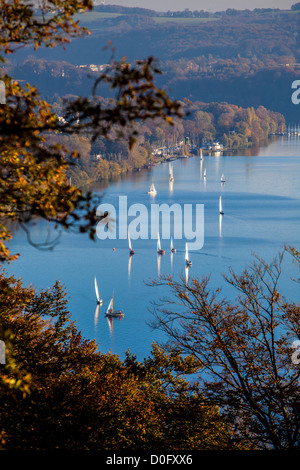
[[6, 136, 300, 361]]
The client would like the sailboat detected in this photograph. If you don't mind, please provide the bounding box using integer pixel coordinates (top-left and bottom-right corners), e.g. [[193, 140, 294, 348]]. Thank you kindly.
[[147, 179, 157, 195], [157, 232, 165, 255], [185, 243, 192, 266], [94, 276, 103, 305], [171, 237, 176, 253], [221, 173, 225, 183], [105, 289, 124, 318], [219, 195, 224, 215], [169, 163, 174, 182], [128, 232, 134, 255]]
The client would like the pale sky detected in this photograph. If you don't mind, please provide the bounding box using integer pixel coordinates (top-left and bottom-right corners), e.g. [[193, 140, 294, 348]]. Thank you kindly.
[[103, 1, 294, 12]]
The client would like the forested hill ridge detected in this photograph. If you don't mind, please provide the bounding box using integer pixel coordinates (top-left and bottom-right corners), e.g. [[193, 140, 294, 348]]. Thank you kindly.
[[8, 4, 300, 122]]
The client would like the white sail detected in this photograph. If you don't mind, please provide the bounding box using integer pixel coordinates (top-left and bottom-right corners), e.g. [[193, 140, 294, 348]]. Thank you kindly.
[[148, 179, 157, 194], [94, 276, 100, 301], [106, 289, 114, 314], [221, 173, 225, 182], [200, 148, 203, 160], [111, 288, 114, 311], [128, 233, 132, 251], [157, 232, 161, 252], [169, 163, 174, 181], [106, 298, 113, 314]]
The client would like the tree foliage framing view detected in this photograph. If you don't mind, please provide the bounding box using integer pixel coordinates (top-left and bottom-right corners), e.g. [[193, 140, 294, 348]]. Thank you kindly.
[[148, 246, 300, 450], [0, 0, 182, 262]]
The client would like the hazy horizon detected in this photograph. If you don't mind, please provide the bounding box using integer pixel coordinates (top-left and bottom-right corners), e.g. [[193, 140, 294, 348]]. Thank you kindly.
[[101, 1, 294, 12]]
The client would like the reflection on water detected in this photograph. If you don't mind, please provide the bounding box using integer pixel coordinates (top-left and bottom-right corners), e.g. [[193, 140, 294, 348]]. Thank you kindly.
[[128, 254, 133, 279], [94, 304, 99, 328], [185, 265, 189, 286], [219, 214, 223, 238], [106, 316, 114, 336], [157, 253, 161, 277]]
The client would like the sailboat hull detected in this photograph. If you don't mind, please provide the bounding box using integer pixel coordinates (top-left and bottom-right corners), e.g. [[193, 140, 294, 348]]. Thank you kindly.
[[148, 182, 157, 195], [105, 311, 124, 317], [105, 289, 124, 317]]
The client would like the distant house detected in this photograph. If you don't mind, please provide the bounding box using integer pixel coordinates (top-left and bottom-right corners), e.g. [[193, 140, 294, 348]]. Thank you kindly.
[[77, 64, 109, 73], [202, 141, 223, 151], [90, 154, 102, 161], [57, 115, 67, 124]]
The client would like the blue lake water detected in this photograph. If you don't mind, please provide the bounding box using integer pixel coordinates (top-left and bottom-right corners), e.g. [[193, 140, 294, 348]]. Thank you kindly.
[[6, 136, 300, 361]]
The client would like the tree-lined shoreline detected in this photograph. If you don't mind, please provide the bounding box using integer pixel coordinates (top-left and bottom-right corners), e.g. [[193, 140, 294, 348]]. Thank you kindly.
[[57, 99, 285, 185]]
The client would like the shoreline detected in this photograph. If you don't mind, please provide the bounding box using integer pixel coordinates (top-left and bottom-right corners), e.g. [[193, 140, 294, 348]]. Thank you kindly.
[[75, 135, 281, 190]]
